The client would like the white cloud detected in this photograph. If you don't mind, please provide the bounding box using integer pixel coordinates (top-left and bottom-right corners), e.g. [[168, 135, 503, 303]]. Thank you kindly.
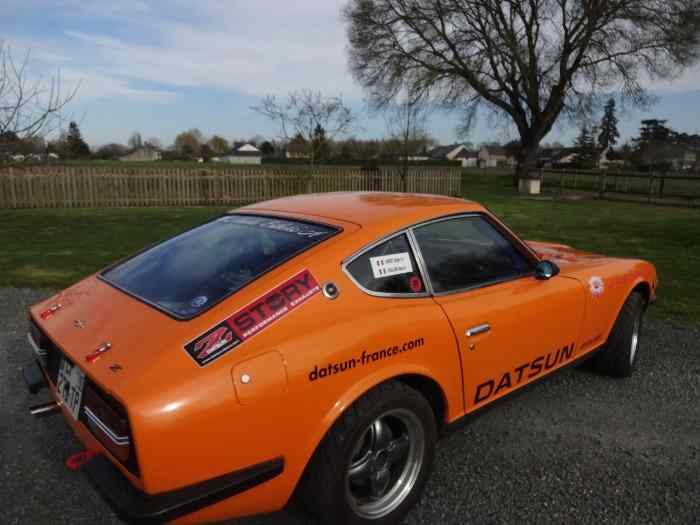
[[64, 1, 356, 97], [60, 69, 179, 104], [646, 65, 700, 94], [5, 0, 358, 105], [12, 1, 700, 105]]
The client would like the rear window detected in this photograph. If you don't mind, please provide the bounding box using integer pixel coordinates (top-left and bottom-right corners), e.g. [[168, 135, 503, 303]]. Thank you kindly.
[[101, 214, 338, 319]]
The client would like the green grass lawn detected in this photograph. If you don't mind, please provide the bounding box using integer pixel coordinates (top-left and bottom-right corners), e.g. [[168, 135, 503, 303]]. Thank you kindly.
[[1, 171, 698, 323]]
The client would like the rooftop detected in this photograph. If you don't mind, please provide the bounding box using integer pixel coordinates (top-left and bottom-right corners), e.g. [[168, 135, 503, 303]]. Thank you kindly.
[[241, 192, 479, 232]]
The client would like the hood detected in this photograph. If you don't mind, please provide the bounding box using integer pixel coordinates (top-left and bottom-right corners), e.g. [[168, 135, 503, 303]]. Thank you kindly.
[[527, 241, 613, 273]]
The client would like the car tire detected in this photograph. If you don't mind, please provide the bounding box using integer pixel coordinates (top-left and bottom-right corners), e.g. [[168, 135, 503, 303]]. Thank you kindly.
[[301, 380, 437, 525], [595, 291, 645, 377]]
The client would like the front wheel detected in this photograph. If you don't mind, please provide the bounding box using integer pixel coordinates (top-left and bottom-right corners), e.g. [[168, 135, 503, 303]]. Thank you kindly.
[[301, 381, 437, 525], [595, 291, 645, 377]]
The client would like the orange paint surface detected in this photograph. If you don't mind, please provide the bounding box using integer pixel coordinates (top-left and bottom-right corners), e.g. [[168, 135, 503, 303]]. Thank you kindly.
[[28, 193, 657, 523]]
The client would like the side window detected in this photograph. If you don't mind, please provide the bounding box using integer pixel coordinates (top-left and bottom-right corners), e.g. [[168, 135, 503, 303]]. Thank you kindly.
[[346, 234, 425, 295], [413, 216, 533, 293]]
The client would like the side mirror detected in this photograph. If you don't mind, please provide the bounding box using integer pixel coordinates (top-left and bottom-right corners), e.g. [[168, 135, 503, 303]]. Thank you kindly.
[[535, 260, 560, 280]]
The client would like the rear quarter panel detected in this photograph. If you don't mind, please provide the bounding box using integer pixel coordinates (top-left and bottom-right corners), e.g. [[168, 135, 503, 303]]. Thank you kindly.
[[129, 227, 463, 522]]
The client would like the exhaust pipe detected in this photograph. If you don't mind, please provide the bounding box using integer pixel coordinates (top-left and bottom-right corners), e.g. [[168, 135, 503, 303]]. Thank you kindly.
[[30, 401, 61, 418]]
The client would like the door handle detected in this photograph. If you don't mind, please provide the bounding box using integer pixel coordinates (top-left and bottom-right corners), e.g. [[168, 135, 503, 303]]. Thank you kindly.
[[465, 324, 491, 337]]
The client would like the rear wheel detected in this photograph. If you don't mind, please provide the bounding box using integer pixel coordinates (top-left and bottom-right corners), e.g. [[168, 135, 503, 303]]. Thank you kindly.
[[302, 381, 436, 525], [595, 291, 645, 377]]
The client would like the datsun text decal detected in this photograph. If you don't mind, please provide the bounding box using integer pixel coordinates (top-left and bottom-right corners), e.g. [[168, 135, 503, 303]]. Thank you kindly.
[[184, 269, 321, 366]]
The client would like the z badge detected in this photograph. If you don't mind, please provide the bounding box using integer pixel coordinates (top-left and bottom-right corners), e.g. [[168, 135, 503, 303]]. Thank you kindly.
[[184, 269, 321, 366], [184, 321, 242, 366]]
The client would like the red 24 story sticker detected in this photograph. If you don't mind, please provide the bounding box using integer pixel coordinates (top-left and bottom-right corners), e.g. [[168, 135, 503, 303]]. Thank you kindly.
[[184, 269, 321, 366]]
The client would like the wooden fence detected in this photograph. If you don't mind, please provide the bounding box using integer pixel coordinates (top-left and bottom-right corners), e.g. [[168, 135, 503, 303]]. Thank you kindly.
[[539, 169, 700, 206], [0, 166, 461, 209]]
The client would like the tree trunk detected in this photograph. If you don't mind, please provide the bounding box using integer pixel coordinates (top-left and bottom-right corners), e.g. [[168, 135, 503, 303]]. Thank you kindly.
[[514, 143, 539, 187], [402, 153, 408, 192]]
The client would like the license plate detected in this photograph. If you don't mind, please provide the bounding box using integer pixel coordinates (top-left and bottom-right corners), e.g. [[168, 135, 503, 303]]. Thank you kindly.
[[56, 358, 86, 420]]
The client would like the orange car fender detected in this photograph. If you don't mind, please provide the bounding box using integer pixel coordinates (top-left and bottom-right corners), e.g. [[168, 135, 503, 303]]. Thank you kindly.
[[600, 268, 654, 344], [295, 363, 449, 484]]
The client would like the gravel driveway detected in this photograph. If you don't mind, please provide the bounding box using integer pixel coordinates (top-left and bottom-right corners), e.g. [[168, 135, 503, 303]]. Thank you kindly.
[[2, 287, 699, 524]]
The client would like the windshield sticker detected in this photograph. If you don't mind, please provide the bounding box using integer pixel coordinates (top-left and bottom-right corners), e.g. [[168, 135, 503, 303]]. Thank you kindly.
[[370, 252, 413, 279], [589, 276, 605, 297], [184, 269, 321, 366], [190, 296, 208, 308], [220, 215, 332, 238]]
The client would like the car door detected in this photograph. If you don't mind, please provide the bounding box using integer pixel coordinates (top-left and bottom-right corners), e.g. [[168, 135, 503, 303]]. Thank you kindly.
[[411, 214, 586, 412]]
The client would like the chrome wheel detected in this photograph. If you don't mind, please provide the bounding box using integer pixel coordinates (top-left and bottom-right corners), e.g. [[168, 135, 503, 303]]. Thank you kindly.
[[630, 313, 640, 365], [346, 408, 425, 520]]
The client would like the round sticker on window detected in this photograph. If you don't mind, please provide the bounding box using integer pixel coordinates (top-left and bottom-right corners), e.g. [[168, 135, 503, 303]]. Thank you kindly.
[[191, 296, 209, 308], [409, 276, 423, 293]]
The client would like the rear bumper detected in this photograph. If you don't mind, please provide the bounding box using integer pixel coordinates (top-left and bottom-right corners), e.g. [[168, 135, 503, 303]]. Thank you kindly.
[[85, 454, 284, 523], [24, 360, 284, 523]]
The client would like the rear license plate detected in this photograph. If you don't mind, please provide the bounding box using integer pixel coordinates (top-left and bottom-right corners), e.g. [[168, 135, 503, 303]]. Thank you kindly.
[[56, 358, 85, 420]]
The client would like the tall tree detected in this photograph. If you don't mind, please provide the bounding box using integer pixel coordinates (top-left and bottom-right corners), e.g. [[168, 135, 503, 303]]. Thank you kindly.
[[633, 119, 675, 169], [574, 124, 596, 167], [636, 119, 673, 145], [251, 89, 358, 165], [312, 124, 330, 162], [65, 121, 90, 158], [259, 140, 275, 156], [598, 99, 620, 152], [207, 135, 230, 155], [344, 0, 700, 185], [384, 92, 430, 185], [174, 128, 204, 157]]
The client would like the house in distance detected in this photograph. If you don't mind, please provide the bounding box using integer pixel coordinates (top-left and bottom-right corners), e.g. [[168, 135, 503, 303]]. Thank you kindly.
[[224, 143, 263, 165], [119, 145, 162, 162]]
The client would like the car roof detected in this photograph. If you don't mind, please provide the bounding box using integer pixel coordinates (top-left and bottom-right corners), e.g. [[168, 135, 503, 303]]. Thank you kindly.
[[239, 192, 484, 231]]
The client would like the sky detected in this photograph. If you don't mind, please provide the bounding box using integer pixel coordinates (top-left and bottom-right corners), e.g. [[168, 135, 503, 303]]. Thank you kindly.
[[3, 0, 700, 149]]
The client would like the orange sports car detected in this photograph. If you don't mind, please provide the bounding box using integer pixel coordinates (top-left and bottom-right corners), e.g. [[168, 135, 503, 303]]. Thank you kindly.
[[23, 193, 657, 524]]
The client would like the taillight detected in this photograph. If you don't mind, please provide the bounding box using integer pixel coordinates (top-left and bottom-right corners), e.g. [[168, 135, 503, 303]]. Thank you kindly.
[[82, 385, 138, 474]]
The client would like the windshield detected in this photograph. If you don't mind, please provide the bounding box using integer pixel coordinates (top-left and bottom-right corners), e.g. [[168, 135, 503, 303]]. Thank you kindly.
[[102, 214, 338, 318]]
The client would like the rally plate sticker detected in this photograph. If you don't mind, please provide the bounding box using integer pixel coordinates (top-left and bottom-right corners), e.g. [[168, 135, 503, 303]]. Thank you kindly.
[[184, 269, 320, 366], [370, 252, 413, 279]]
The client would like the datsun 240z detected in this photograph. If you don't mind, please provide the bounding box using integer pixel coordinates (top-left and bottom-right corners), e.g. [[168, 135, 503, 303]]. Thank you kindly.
[[23, 192, 657, 524]]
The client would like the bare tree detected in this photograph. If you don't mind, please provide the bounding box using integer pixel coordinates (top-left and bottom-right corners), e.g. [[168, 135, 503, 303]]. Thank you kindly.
[[0, 42, 78, 148], [344, 0, 700, 184], [128, 131, 143, 150], [252, 90, 358, 165], [145, 137, 162, 150], [384, 92, 430, 186]]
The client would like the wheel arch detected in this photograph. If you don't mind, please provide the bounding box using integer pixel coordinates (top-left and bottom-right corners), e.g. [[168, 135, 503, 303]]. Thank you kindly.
[[290, 367, 450, 503], [602, 275, 653, 343], [631, 280, 651, 308], [392, 373, 447, 430]]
